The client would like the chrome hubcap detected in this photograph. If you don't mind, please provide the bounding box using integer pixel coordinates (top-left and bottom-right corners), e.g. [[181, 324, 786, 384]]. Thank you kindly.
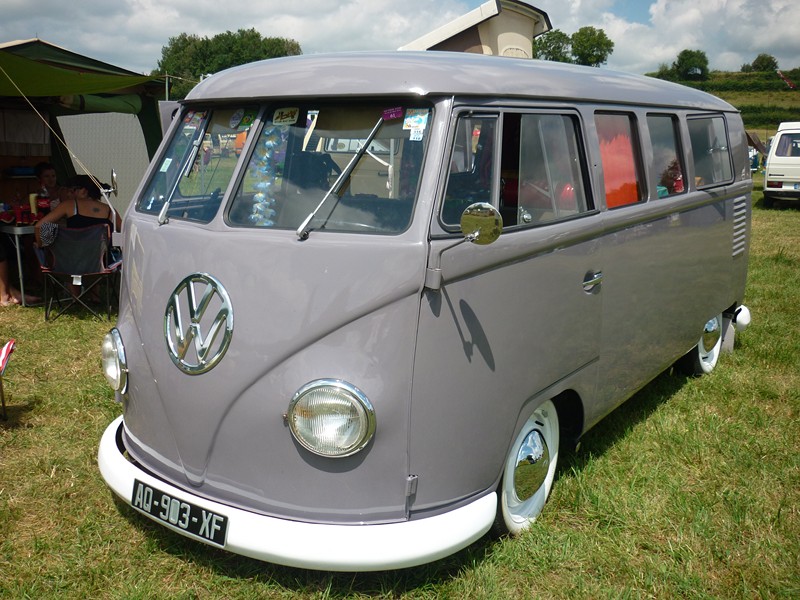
[[700, 316, 721, 356], [513, 430, 550, 502]]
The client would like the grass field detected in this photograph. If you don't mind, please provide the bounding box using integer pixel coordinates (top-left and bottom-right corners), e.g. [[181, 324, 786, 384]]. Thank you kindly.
[[1, 184, 798, 598]]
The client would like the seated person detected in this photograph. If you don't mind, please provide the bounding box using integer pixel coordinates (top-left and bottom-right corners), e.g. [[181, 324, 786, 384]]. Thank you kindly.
[[35, 175, 121, 246], [34, 161, 67, 210], [0, 242, 39, 306]]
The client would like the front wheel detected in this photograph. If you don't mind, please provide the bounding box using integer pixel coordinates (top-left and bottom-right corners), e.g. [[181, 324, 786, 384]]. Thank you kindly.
[[677, 313, 723, 376], [494, 400, 559, 535]]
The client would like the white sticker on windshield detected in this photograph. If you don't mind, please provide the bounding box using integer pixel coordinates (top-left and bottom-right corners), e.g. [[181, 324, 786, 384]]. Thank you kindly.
[[160, 158, 173, 172], [410, 128, 424, 142], [403, 109, 429, 131], [229, 109, 245, 128], [273, 107, 300, 126]]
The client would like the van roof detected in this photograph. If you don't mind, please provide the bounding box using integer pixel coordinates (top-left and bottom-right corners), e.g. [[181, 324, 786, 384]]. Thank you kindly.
[[777, 122, 800, 131], [185, 51, 736, 112]]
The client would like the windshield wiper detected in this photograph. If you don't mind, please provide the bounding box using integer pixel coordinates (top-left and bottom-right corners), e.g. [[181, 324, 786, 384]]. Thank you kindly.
[[296, 117, 383, 240], [159, 132, 204, 225]]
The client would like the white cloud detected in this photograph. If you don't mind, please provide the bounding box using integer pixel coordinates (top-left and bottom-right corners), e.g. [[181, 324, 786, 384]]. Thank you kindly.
[[1, 0, 798, 75], [538, 0, 800, 72]]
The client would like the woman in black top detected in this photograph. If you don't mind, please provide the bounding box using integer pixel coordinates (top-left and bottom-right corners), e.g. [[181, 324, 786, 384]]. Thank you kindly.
[[35, 175, 121, 246]]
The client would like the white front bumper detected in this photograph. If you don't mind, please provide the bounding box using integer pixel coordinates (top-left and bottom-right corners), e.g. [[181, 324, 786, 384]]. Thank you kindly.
[[98, 415, 496, 571]]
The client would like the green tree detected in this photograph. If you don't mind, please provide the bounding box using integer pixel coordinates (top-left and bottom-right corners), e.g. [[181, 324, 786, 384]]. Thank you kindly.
[[532, 29, 572, 63], [672, 49, 709, 81], [154, 28, 302, 99], [570, 26, 614, 67], [750, 53, 779, 72], [654, 62, 677, 80]]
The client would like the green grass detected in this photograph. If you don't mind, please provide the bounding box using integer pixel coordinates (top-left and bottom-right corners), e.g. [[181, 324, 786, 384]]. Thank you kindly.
[[704, 77, 800, 132], [1, 197, 799, 598]]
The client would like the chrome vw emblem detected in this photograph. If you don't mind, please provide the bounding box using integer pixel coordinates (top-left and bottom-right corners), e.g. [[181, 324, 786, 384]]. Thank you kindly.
[[164, 273, 234, 375]]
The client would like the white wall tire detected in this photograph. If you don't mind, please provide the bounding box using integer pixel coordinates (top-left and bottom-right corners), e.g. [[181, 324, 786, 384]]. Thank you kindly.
[[494, 400, 559, 536]]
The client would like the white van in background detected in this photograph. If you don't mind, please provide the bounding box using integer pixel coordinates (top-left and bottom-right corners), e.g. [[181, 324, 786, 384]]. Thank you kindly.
[[763, 121, 800, 207]]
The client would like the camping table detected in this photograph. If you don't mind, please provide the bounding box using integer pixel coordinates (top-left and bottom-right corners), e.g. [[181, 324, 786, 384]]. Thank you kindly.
[[0, 224, 35, 307]]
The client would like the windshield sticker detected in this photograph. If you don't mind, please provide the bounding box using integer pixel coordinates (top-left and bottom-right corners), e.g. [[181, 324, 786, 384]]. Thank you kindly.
[[404, 109, 428, 141], [239, 112, 256, 129], [273, 107, 300, 126], [160, 158, 173, 172], [229, 109, 245, 129], [184, 111, 206, 127], [403, 109, 429, 131], [383, 107, 404, 121]]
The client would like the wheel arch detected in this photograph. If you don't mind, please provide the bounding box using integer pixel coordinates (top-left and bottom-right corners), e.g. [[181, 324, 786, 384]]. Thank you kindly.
[[552, 389, 584, 452]]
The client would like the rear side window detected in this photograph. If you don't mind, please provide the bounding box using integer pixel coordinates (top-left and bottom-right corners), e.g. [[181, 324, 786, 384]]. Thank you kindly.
[[595, 113, 644, 208], [647, 114, 685, 198], [687, 116, 732, 187]]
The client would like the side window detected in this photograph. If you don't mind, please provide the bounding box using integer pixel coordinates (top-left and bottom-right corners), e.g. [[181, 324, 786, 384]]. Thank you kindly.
[[687, 115, 733, 187], [595, 112, 644, 208], [501, 113, 590, 226], [647, 114, 685, 198], [441, 115, 496, 225]]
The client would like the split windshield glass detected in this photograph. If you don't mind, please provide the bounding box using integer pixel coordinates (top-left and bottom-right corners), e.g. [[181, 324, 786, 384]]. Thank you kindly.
[[137, 101, 432, 234]]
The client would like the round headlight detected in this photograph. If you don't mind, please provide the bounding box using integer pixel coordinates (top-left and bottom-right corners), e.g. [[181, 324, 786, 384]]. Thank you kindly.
[[287, 380, 376, 458], [101, 328, 128, 393]]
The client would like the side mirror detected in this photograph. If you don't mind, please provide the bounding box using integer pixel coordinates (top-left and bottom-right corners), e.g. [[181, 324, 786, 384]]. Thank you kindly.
[[460, 202, 502, 245], [424, 202, 504, 291]]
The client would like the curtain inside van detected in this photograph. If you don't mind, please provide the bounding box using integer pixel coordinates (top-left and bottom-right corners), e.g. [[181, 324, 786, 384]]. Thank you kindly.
[[596, 113, 640, 208]]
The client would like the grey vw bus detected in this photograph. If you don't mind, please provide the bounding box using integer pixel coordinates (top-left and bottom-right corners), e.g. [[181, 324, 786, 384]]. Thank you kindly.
[[99, 52, 751, 571]]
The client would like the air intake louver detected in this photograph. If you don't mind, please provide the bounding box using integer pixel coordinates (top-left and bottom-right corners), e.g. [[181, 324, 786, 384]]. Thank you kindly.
[[732, 196, 748, 257]]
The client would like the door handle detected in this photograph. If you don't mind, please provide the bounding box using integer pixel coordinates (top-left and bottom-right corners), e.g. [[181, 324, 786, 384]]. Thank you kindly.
[[582, 270, 603, 292]]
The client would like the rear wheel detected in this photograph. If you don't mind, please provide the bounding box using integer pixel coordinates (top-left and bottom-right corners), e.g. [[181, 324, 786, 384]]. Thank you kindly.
[[494, 400, 559, 535], [677, 313, 723, 376]]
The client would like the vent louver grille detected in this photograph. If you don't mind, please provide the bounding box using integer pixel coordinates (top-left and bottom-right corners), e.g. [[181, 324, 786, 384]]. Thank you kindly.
[[732, 196, 748, 257]]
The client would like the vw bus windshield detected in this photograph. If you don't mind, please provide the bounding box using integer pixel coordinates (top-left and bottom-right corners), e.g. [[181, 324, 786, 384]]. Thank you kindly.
[[137, 107, 258, 223], [228, 102, 431, 234]]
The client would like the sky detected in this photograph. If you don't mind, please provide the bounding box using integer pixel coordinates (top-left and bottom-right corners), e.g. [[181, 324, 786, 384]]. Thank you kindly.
[[1, 0, 798, 78]]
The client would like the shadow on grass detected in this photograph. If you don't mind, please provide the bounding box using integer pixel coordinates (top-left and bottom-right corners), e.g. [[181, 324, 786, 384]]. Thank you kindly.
[[759, 197, 800, 211], [558, 369, 690, 474], [108, 368, 694, 596], [0, 395, 41, 427]]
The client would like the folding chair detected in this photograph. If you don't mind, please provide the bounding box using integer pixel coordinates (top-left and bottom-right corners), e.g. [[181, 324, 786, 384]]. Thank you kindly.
[[38, 224, 122, 321], [0, 338, 15, 420]]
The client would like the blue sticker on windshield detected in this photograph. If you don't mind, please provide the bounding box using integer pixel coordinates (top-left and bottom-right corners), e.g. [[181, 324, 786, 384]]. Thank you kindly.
[[404, 108, 428, 141]]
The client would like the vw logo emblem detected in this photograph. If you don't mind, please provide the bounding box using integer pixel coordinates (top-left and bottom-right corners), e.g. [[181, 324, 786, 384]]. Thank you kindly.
[[164, 273, 234, 375]]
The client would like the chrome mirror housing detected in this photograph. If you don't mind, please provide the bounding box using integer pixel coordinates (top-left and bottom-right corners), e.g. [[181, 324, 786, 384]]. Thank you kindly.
[[460, 202, 502, 246]]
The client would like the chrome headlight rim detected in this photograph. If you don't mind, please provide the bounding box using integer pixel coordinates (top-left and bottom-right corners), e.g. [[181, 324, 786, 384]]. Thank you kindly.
[[287, 379, 376, 458], [102, 328, 128, 394]]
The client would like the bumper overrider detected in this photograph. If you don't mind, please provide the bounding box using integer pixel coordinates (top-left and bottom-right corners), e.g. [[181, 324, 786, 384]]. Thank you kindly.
[[98, 416, 497, 571]]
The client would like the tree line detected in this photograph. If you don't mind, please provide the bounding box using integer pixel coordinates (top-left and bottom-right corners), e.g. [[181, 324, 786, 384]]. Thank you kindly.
[[533, 28, 790, 84], [154, 26, 793, 100], [152, 28, 301, 100]]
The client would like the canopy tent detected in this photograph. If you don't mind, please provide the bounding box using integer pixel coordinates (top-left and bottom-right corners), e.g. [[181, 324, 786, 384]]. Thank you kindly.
[[0, 39, 165, 169]]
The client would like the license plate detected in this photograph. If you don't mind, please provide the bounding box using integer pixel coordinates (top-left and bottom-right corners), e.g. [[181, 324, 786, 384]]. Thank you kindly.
[[131, 479, 228, 547]]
